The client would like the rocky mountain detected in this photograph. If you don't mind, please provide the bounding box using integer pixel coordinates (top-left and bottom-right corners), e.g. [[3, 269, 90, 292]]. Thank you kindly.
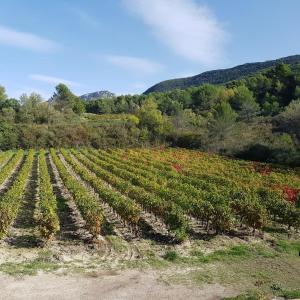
[[144, 55, 300, 94], [80, 90, 115, 101]]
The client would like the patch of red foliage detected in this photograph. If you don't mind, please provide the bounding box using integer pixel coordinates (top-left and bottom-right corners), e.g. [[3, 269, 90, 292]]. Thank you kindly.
[[281, 186, 300, 204], [172, 163, 183, 173], [251, 162, 273, 176], [274, 185, 300, 204]]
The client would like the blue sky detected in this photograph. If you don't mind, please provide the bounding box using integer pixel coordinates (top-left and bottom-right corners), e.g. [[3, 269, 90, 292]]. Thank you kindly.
[[0, 0, 300, 99]]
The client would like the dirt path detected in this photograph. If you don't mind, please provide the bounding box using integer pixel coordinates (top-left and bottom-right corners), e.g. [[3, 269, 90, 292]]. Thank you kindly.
[[0, 270, 235, 300]]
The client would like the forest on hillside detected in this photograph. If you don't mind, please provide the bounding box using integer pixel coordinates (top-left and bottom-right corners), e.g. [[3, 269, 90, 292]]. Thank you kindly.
[[1, 63, 300, 166], [143, 54, 300, 93]]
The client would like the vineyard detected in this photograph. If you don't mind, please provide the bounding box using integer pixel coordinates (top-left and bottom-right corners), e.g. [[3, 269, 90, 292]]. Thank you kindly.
[[0, 147, 298, 249]]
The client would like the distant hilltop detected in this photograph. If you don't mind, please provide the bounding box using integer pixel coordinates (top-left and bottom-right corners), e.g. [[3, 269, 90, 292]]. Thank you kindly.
[[144, 55, 300, 94], [80, 90, 116, 101]]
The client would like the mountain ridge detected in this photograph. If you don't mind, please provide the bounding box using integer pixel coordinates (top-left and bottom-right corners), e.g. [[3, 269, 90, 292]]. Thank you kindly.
[[80, 90, 115, 101], [144, 55, 300, 94]]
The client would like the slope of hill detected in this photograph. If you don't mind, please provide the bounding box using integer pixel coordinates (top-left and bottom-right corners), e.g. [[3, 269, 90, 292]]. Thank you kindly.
[[144, 55, 300, 94], [80, 90, 115, 101]]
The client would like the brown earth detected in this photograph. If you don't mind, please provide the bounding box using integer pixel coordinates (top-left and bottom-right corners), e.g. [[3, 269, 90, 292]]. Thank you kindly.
[[0, 269, 235, 300]]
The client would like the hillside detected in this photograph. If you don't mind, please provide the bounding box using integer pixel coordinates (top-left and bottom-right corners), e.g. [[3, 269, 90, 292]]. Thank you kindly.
[[144, 55, 300, 94], [80, 90, 115, 101]]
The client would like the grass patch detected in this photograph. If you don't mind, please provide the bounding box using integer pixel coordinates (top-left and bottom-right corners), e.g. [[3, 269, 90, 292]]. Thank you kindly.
[[190, 245, 252, 263], [191, 271, 214, 284], [0, 261, 57, 276], [157, 239, 300, 296], [163, 250, 180, 262], [223, 291, 267, 300], [106, 235, 127, 253], [211, 245, 251, 259], [0, 250, 60, 276], [0, 259, 59, 276], [252, 245, 277, 258], [279, 289, 300, 299], [271, 284, 300, 299], [275, 240, 300, 254], [146, 257, 169, 268]]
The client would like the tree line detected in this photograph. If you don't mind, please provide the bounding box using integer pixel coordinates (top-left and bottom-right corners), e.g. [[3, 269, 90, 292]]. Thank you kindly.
[[85, 63, 300, 165], [1, 63, 300, 166]]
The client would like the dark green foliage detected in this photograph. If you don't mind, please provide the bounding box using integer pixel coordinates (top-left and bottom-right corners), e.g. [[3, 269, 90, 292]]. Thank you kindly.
[[0, 122, 18, 150], [230, 85, 260, 120], [144, 55, 300, 94], [237, 144, 273, 162]]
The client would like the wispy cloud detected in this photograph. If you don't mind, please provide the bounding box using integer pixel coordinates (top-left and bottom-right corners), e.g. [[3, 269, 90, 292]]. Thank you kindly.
[[106, 55, 163, 74], [29, 74, 81, 87], [0, 25, 61, 52], [123, 0, 228, 65], [70, 8, 100, 28]]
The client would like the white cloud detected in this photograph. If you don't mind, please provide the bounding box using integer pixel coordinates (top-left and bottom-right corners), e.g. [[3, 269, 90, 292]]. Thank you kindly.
[[29, 74, 81, 87], [123, 0, 227, 65], [106, 55, 163, 74], [70, 8, 100, 28], [0, 25, 61, 52]]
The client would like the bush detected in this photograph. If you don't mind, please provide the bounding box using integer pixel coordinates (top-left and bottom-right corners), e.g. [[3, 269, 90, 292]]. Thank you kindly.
[[163, 250, 179, 262]]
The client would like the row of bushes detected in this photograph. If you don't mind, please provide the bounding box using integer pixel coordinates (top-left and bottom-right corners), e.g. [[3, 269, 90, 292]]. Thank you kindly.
[[87, 148, 300, 233], [50, 149, 104, 238], [0, 150, 23, 186], [0, 150, 34, 237], [72, 149, 188, 240], [60, 148, 142, 225], [35, 150, 60, 240]]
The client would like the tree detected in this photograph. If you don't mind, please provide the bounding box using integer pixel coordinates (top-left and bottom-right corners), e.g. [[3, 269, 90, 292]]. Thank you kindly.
[[0, 86, 18, 111], [191, 84, 222, 113], [210, 102, 238, 136], [207, 102, 238, 152], [0, 98, 20, 111], [262, 93, 280, 115], [172, 109, 205, 132], [157, 95, 183, 115], [19, 93, 43, 123], [0, 121, 18, 149], [230, 85, 260, 120], [0, 85, 7, 102], [277, 99, 300, 139], [50, 83, 85, 114], [137, 98, 170, 139]]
